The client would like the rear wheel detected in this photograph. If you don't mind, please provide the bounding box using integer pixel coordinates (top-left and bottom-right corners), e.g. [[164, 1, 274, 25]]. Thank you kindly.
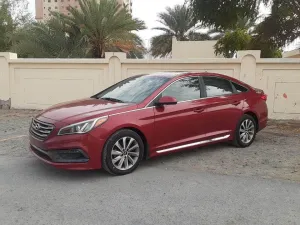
[[102, 129, 144, 175], [232, 114, 257, 148]]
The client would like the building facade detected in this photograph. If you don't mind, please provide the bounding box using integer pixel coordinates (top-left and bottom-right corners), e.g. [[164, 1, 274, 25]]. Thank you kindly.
[[35, 0, 132, 21]]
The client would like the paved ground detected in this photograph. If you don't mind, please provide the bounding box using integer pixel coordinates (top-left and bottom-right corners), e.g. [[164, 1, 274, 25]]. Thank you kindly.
[[0, 110, 300, 225]]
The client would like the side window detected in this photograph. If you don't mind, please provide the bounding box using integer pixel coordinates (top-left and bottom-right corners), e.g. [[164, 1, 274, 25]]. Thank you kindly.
[[232, 82, 248, 93], [203, 77, 234, 97], [162, 77, 200, 102]]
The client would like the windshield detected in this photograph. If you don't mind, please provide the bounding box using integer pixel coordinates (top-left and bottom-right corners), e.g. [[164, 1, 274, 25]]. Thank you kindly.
[[93, 75, 171, 103]]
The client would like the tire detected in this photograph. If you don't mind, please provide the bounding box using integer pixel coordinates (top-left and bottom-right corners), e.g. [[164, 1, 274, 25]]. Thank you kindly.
[[102, 129, 144, 175], [232, 114, 257, 148]]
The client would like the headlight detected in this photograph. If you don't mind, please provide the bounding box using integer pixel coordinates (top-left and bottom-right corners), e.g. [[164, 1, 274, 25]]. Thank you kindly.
[[58, 116, 108, 135]]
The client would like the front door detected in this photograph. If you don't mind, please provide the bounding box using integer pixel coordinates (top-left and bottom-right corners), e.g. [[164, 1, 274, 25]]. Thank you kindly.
[[152, 76, 207, 152]]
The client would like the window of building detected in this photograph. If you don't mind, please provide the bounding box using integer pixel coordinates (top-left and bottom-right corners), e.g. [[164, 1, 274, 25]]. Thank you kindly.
[[48, 0, 51, 2], [203, 77, 234, 97], [48, 7, 51, 9], [55, 6, 58, 9], [161, 77, 200, 102], [232, 82, 248, 93]]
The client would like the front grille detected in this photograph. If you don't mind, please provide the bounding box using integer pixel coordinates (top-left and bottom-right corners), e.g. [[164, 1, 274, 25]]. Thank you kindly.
[[30, 119, 54, 141]]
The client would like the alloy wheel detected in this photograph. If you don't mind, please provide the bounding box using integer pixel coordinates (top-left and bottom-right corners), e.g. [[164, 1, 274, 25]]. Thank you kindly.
[[111, 137, 140, 171], [239, 119, 255, 144]]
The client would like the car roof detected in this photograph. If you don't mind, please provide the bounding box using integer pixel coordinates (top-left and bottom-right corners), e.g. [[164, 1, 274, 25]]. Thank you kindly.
[[143, 71, 252, 88], [144, 71, 189, 78], [144, 71, 228, 79]]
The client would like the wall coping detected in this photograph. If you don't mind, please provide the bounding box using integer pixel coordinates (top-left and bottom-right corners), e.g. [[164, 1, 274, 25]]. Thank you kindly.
[[9, 58, 242, 64]]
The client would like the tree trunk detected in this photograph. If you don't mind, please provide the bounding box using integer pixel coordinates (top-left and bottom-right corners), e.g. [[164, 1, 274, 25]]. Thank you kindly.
[[91, 42, 105, 58]]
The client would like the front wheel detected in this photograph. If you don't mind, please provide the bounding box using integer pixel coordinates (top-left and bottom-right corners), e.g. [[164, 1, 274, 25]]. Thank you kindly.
[[232, 115, 257, 148], [102, 129, 144, 175]]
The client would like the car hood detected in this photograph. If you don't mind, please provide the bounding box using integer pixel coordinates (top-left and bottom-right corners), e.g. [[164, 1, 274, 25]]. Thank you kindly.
[[37, 98, 136, 124]]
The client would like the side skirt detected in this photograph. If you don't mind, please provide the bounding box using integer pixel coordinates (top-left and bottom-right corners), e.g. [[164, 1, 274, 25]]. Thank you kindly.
[[156, 134, 230, 154]]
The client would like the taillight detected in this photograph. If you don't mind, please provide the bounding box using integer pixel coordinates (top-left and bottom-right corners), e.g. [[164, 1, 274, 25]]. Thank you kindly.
[[254, 88, 267, 101], [261, 94, 267, 101]]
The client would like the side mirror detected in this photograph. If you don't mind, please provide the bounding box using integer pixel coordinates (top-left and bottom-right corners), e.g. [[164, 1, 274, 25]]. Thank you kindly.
[[155, 96, 178, 106]]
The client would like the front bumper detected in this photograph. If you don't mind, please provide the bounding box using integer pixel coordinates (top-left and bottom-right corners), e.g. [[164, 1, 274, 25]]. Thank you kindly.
[[30, 145, 89, 163], [29, 132, 105, 170]]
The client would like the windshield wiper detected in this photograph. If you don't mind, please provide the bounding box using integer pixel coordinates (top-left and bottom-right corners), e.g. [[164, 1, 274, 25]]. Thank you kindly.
[[100, 97, 124, 103]]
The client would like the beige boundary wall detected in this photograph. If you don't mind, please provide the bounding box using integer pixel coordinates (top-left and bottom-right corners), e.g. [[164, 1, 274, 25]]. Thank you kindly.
[[0, 51, 300, 120]]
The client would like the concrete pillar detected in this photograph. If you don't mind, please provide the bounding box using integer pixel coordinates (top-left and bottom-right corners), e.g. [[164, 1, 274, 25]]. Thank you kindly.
[[106, 52, 126, 85], [0, 53, 17, 109], [237, 50, 261, 87]]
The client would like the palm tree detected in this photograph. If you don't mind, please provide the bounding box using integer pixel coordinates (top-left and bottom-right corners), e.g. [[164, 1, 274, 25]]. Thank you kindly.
[[11, 0, 146, 58], [57, 0, 146, 58], [11, 18, 89, 58], [150, 4, 216, 58]]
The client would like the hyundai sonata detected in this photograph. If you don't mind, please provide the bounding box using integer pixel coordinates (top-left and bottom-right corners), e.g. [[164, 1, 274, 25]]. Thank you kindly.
[[29, 72, 268, 175]]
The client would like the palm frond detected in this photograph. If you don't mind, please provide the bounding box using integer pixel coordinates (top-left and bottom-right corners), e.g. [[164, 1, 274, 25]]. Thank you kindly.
[[150, 4, 213, 58], [12, 0, 146, 58]]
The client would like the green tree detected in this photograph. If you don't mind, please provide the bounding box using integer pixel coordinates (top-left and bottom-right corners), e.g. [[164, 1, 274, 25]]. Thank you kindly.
[[150, 4, 216, 58], [189, 0, 300, 50], [189, 0, 261, 30], [0, 0, 31, 52], [213, 15, 282, 58], [215, 29, 252, 58], [0, 0, 14, 51], [57, 0, 146, 58], [12, 0, 146, 58], [11, 18, 89, 58]]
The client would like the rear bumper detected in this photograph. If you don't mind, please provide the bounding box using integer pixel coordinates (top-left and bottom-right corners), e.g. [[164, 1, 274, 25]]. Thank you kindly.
[[29, 133, 105, 170], [258, 117, 268, 132]]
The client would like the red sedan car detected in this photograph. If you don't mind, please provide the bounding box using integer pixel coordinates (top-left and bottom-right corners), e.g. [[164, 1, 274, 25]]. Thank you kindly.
[[29, 72, 268, 175]]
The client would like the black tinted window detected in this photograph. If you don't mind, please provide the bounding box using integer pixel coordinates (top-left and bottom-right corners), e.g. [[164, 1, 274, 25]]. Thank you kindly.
[[232, 82, 248, 93], [95, 75, 171, 103], [203, 77, 233, 97], [162, 77, 200, 102]]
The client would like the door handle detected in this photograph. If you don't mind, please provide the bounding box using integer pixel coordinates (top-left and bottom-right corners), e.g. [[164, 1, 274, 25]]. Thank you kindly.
[[194, 107, 205, 113], [231, 100, 241, 106]]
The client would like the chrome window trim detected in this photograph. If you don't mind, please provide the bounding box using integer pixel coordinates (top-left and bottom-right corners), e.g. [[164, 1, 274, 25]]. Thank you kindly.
[[109, 76, 246, 117], [109, 95, 240, 118]]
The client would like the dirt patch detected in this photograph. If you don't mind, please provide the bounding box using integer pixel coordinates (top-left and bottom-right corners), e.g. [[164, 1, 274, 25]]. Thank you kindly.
[[268, 119, 300, 134], [0, 109, 41, 120]]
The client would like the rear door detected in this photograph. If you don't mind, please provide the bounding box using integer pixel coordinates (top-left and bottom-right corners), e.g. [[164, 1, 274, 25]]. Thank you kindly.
[[200, 76, 246, 139]]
